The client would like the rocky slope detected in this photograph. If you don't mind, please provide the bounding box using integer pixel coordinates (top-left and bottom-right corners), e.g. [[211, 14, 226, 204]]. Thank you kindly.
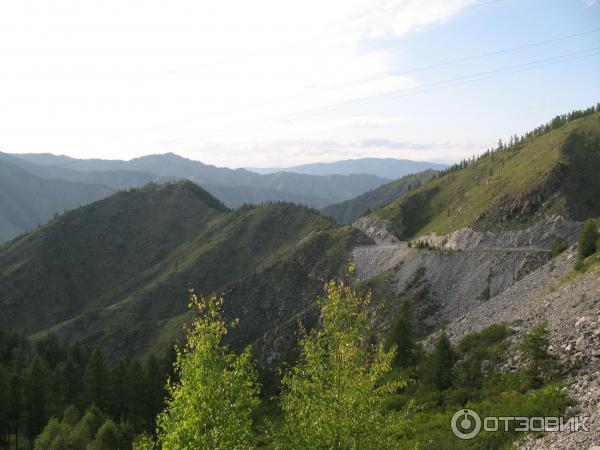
[[435, 248, 600, 449], [351, 217, 583, 334]]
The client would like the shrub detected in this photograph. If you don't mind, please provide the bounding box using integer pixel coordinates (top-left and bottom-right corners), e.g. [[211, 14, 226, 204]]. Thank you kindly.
[[578, 219, 598, 261], [550, 238, 568, 258]]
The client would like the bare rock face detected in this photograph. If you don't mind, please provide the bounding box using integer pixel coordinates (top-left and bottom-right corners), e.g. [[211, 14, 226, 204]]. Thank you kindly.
[[412, 215, 582, 250], [352, 217, 399, 245]]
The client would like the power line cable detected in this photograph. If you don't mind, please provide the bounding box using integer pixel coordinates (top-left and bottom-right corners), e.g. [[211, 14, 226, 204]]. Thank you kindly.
[[156, 47, 600, 147]]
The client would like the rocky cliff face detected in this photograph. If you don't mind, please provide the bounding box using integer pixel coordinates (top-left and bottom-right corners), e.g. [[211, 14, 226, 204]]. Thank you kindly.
[[352, 217, 399, 245], [412, 215, 582, 250]]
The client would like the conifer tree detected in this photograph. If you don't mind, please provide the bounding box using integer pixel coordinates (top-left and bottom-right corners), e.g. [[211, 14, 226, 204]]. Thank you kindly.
[[519, 323, 553, 388], [387, 300, 416, 367], [88, 419, 120, 450], [84, 349, 109, 411], [24, 353, 50, 442], [423, 333, 455, 390], [578, 218, 598, 261]]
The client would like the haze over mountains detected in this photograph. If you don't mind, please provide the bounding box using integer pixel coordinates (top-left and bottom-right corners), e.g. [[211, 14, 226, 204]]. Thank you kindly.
[[248, 157, 448, 179], [1, 152, 446, 243]]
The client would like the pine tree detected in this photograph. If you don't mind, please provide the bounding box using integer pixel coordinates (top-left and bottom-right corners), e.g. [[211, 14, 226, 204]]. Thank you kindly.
[[56, 354, 83, 410], [0, 364, 9, 447], [9, 371, 22, 450], [387, 300, 416, 367], [578, 219, 598, 261], [126, 358, 146, 434], [519, 323, 553, 388], [143, 355, 165, 432], [84, 349, 109, 411], [277, 280, 405, 449], [24, 353, 50, 442], [149, 291, 260, 449], [88, 419, 120, 450], [423, 333, 455, 390]]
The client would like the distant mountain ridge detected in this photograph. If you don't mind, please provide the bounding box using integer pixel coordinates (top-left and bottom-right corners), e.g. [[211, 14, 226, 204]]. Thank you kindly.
[[9, 152, 390, 205], [1, 152, 394, 241], [248, 157, 448, 179], [321, 169, 437, 224], [0, 156, 113, 242]]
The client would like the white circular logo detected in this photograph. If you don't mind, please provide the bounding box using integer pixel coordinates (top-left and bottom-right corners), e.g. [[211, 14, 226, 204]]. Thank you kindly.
[[451, 409, 481, 440]]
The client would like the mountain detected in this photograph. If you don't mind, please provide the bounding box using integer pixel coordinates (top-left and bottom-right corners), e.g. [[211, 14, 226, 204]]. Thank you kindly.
[[0, 181, 370, 361], [0, 158, 112, 242], [248, 157, 448, 178], [372, 112, 600, 240], [9, 152, 390, 207], [321, 169, 437, 224], [0, 153, 156, 190]]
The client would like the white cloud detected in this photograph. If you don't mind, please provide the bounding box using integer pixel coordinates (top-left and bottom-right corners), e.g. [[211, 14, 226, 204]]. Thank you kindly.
[[0, 0, 475, 163], [583, 0, 597, 7]]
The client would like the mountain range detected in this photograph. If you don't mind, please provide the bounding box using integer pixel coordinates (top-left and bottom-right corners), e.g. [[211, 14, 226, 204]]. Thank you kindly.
[[4, 153, 442, 242], [247, 157, 448, 179], [1, 106, 598, 368]]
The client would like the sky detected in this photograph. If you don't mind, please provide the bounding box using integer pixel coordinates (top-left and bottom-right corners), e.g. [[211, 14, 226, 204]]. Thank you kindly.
[[0, 0, 599, 168]]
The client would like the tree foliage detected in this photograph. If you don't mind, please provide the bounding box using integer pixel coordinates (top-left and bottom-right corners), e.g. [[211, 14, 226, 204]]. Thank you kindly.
[[422, 333, 455, 391], [518, 323, 553, 388], [277, 280, 405, 449], [578, 218, 598, 261], [152, 291, 260, 450]]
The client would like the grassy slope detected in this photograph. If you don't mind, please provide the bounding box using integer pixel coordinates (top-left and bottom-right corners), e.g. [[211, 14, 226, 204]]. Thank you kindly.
[[375, 113, 600, 239], [0, 181, 369, 360]]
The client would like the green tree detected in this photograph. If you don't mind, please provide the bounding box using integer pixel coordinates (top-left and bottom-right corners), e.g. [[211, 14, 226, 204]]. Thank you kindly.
[[277, 280, 404, 449], [88, 419, 120, 450], [33, 417, 65, 450], [519, 323, 553, 388], [84, 349, 109, 411], [126, 358, 146, 434], [0, 364, 9, 447], [24, 353, 50, 442], [9, 371, 23, 450], [71, 405, 104, 448], [423, 333, 455, 391], [143, 354, 165, 431], [578, 219, 598, 261], [150, 291, 260, 450], [386, 300, 416, 367], [56, 354, 84, 411], [550, 238, 568, 258]]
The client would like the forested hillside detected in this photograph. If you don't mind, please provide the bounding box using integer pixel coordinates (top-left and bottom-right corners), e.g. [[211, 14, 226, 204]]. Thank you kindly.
[[0, 181, 369, 361]]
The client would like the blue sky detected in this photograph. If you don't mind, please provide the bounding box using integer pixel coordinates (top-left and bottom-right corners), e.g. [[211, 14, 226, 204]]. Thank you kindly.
[[0, 0, 598, 167]]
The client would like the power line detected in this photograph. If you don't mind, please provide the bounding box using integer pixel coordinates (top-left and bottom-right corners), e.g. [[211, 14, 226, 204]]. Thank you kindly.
[[189, 27, 600, 119]]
